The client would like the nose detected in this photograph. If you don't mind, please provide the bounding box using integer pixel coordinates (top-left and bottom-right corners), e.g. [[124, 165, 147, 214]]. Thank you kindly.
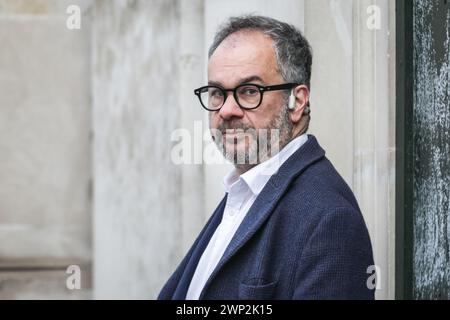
[[218, 92, 244, 120]]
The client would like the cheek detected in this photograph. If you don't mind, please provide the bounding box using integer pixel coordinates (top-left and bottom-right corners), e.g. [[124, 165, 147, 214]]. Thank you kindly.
[[253, 100, 283, 127], [208, 113, 219, 128]]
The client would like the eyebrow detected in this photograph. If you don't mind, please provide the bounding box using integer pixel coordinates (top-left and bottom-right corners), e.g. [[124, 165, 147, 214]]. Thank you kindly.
[[208, 75, 265, 87]]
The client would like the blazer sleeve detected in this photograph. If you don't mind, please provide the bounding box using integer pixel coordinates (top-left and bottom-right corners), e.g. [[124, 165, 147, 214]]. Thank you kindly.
[[293, 207, 376, 300]]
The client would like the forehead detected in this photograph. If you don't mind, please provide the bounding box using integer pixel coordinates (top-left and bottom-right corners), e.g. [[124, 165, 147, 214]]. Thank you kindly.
[[208, 30, 280, 85]]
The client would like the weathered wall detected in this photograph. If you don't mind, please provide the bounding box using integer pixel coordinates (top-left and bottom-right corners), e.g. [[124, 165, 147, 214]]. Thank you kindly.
[[92, 0, 184, 299], [0, 0, 92, 299], [412, 0, 450, 299]]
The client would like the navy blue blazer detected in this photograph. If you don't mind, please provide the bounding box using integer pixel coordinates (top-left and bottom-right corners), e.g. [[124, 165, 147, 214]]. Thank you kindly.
[[158, 135, 375, 300]]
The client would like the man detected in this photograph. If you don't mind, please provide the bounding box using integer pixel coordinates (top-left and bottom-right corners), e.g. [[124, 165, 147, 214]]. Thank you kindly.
[[159, 15, 375, 300]]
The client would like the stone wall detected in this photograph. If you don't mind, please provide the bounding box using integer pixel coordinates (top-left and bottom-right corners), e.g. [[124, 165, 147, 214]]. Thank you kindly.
[[0, 0, 92, 299]]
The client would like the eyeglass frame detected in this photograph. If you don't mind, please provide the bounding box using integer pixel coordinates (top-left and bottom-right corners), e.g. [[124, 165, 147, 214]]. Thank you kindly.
[[194, 82, 301, 111]]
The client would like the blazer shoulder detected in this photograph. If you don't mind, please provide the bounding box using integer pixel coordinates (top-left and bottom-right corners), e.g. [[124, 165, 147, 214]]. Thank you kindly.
[[288, 156, 361, 212]]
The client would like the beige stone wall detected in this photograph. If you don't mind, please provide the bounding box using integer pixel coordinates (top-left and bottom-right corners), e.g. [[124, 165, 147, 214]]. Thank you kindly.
[[91, 0, 184, 299], [0, 0, 92, 299]]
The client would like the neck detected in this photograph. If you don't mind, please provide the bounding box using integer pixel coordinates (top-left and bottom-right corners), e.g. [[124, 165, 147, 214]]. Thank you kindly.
[[291, 125, 308, 141]]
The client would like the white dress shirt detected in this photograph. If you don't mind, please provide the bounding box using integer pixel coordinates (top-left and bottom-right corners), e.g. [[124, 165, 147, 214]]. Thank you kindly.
[[185, 134, 308, 300]]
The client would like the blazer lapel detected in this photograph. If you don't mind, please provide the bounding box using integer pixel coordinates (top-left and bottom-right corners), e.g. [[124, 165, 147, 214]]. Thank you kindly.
[[199, 135, 325, 298], [172, 195, 227, 299]]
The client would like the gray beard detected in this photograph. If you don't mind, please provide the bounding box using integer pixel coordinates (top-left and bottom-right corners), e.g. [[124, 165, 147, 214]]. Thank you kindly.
[[211, 104, 294, 174]]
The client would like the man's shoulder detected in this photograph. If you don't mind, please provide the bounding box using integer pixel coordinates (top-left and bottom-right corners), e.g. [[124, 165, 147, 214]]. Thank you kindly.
[[273, 155, 371, 252], [280, 155, 361, 214]]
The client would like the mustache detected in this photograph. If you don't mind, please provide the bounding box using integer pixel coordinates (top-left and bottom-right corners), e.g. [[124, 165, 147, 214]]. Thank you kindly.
[[211, 122, 257, 142], [216, 121, 253, 133]]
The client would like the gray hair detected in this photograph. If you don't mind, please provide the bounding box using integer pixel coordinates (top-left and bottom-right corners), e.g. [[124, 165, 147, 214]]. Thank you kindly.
[[208, 15, 313, 88]]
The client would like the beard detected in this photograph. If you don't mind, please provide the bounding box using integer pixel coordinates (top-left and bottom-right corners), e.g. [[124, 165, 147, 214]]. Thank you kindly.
[[210, 103, 294, 173]]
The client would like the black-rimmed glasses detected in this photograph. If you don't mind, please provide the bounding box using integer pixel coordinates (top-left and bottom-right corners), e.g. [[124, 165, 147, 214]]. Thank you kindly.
[[194, 83, 300, 111]]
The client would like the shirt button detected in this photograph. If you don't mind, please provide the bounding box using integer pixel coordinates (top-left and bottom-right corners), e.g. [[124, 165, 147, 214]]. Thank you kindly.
[[229, 208, 237, 216]]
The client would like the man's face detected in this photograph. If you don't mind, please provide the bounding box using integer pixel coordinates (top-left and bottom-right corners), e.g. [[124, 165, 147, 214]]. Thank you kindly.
[[208, 30, 292, 170]]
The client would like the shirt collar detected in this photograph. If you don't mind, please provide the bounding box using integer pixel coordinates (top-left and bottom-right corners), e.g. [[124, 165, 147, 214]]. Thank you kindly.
[[222, 133, 308, 196]]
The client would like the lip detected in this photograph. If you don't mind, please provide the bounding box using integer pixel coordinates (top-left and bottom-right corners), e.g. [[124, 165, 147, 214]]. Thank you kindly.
[[222, 131, 245, 138], [222, 129, 245, 135], [222, 132, 248, 144], [223, 132, 240, 136]]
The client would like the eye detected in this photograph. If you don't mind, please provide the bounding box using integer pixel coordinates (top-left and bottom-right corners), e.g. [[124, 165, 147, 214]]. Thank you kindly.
[[239, 86, 259, 96], [209, 88, 224, 97]]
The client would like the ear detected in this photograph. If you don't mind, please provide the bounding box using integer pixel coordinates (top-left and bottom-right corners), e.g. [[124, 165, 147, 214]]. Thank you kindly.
[[289, 85, 310, 124]]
